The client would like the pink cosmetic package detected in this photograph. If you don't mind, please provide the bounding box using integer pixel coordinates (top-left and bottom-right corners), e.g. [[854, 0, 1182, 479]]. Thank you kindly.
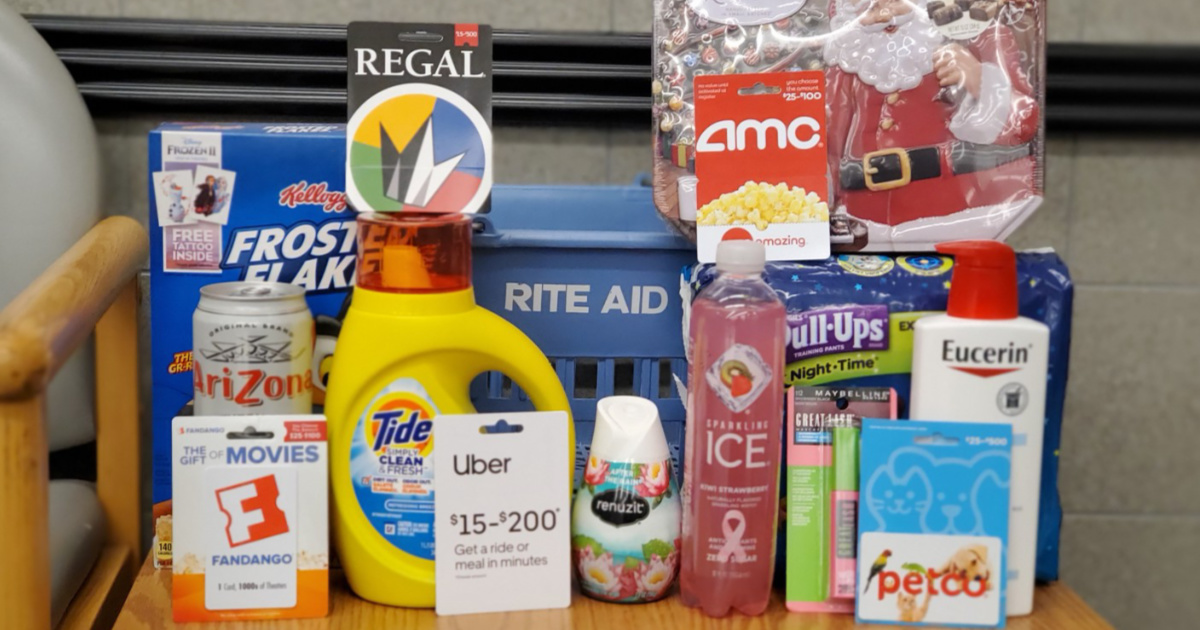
[[785, 387, 896, 613]]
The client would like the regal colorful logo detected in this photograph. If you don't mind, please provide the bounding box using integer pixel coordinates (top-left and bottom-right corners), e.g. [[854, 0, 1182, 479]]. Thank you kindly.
[[346, 84, 492, 215], [364, 393, 436, 457]]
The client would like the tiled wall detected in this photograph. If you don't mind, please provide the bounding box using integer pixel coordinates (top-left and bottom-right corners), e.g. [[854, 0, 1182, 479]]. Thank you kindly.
[[9, 0, 1200, 627]]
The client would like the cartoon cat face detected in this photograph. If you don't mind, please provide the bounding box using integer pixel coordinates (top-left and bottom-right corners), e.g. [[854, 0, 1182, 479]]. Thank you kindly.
[[864, 464, 932, 532], [917, 454, 1009, 535]]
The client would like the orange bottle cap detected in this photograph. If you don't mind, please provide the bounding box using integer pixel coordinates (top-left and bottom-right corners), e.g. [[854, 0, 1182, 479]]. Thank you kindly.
[[356, 212, 472, 293]]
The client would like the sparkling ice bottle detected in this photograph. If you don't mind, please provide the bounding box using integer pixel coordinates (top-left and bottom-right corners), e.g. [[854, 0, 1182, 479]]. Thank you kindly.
[[681, 240, 785, 617]]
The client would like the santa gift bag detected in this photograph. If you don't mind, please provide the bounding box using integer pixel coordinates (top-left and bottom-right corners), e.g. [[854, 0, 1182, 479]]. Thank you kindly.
[[652, 0, 1045, 252]]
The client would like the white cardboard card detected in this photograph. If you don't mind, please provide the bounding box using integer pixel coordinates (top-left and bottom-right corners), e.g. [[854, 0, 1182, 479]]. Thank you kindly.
[[153, 170, 195, 225], [204, 466, 298, 610], [434, 412, 571, 616], [192, 165, 237, 225]]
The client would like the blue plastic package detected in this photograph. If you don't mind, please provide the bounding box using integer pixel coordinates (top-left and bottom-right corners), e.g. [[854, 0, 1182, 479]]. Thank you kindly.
[[857, 419, 1011, 628], [688, 252, 1072, 581]]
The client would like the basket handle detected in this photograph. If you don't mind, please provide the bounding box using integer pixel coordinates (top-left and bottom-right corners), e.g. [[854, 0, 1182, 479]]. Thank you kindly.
[[469, 215, 500, 245], [459, 312, 573, 477]]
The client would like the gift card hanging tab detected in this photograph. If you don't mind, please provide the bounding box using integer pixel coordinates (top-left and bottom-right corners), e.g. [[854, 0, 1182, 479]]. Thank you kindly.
[[693, 72, 831, 263], [346, 23, 493, 215]]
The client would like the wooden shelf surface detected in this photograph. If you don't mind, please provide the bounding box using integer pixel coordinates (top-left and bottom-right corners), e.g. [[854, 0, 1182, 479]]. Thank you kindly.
[[114, 555, 1112, 629]]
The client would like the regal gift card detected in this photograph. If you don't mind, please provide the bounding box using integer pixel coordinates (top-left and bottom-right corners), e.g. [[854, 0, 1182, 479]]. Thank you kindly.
[[346, 23, 493, 215]]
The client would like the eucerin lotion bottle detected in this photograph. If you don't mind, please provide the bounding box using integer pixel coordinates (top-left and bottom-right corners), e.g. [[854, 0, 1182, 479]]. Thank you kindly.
[[909, 241, 1050, 617]]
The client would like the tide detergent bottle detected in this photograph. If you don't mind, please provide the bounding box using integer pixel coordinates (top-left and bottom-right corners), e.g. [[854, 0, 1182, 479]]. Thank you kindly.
[[325, 212, 572, 607]]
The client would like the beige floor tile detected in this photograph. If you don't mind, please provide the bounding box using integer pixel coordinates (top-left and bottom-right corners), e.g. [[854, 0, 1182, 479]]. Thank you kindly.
[[1047, 0, 1085, 41], [1008, 137, 1075, 256], [120, 0, 192, 19], [1080, 0, 1200, 45], [607, 127, 651, 185], [4, 0, 119, 15], [494, 127, 610, 184], [372, 0, 610, 31], [1068, 137, 1200, 286], [612, 0, 651, 32], [188, 0, 377, 23], [1061, 515, 1200, 630], [1058, 287, 1200, 514]]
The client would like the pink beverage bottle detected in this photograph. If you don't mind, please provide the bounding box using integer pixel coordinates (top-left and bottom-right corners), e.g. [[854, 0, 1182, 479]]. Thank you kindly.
[[681, 241, 785, 617]]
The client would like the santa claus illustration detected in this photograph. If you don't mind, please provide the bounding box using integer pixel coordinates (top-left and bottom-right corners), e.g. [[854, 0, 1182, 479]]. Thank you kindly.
[[824, 0, 1040, 250]]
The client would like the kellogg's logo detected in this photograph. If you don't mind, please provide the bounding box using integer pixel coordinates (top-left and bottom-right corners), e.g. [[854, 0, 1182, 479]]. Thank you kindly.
[[279, 181, 348, 213]]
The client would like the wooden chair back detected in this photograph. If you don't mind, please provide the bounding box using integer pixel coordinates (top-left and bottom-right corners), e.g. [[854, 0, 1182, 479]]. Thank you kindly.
[[0, 216, 148, 629]]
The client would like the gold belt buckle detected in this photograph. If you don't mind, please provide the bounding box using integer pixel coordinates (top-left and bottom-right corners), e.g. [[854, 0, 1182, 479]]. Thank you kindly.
[[863, 148, 912, 192]]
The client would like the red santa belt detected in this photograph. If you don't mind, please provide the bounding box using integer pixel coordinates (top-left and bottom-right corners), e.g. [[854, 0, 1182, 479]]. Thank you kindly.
[[840, 142, 1033, 192]]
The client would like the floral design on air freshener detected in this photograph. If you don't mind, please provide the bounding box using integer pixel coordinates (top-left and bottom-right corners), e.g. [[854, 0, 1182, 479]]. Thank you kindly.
[[705, 343, 772, 413], [572, 457, 681, 603]]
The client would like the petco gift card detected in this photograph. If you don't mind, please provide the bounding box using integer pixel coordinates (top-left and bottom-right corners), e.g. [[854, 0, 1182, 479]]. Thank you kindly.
[[172, 415, 328, 622], [858, 533, 1003, 626], [857, 419, 1011, 628], [693, 72, 830, 263]]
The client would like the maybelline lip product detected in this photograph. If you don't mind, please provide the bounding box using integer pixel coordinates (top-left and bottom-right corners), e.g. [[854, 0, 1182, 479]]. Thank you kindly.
[[785, 387, 896, 614]]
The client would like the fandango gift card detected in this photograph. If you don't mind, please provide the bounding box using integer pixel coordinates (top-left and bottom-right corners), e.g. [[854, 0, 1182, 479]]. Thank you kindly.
[[856, 419, 1011, 628]]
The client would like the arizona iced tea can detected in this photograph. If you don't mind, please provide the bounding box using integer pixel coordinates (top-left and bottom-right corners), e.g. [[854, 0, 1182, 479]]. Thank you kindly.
[[192, 282, 314, 415]]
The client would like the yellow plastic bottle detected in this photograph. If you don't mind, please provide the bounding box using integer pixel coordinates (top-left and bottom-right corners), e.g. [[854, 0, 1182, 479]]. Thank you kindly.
[[325, 212, 571, 608]]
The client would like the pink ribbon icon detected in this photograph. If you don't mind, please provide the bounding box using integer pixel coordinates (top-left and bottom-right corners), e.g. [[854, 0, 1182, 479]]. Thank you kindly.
[[716, 509, 748, 563]]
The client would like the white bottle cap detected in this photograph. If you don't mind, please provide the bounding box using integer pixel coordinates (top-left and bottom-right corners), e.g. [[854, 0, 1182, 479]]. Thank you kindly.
[[677, 175, 699, 222], [715, 240, 766, 274], [590, 396, 669, 462]]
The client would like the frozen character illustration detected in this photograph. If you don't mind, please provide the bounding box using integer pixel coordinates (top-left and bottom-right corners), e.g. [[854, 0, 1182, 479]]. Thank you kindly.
[[166, 181, 187, 223], [824, 0, 1040, 249], [720, 360, 753, 397], [210, 176, 231, 216], [194, 175, 216, 216]]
